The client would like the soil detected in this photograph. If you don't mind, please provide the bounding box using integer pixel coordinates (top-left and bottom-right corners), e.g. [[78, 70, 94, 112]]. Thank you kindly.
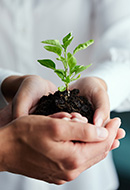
[[34, 89, 94, 123]]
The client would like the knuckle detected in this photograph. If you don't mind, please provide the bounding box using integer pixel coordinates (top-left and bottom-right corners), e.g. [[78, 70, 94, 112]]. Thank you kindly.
[[64, 171, 78, 182], [62, 155, 81, 170], [55, 180, 65, 185], [71, 158, 81, 169]]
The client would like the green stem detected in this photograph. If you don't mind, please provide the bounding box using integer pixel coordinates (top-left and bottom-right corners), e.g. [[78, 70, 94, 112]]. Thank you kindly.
[[66, 83, 70, 96], [64, 49, 69, 91], [66, 83, 69, 91], [70, 73, 77, 80]]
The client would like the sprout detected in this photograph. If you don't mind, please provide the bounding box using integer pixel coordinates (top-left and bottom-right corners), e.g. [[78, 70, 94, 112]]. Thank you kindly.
[[38, 32, 94, 92]]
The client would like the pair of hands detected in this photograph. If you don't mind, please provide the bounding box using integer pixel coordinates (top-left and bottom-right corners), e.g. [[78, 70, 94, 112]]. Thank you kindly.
[[0, 75, 125, 184]]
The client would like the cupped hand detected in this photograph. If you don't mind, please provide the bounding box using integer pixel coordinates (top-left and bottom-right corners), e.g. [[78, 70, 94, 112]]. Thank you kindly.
[[0, 115, 123, 184], [0, 75, 57, 126], [49, 111, 125, 150], [70, 77, 110, 127], [11, 75, 57, 118]]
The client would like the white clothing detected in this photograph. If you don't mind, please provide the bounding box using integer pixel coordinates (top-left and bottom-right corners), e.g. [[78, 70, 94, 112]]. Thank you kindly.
[[0, 0, 130, 190]]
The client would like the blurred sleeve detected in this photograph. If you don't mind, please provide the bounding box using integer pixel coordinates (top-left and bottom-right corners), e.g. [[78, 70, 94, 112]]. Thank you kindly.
[[0, 68, 22, 108], [87, 0, 130, 112]]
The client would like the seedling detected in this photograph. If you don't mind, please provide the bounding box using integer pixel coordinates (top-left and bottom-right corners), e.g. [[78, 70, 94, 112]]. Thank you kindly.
[[38, 32, 94, 93]]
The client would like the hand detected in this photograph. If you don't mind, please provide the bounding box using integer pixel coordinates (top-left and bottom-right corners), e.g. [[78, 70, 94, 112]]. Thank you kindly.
[[70, 77, 126, 148], [1, 75, 57, 118], [0, 75, 125, 149], [0, 115, 122, 184], [70, 77, 110, 127], [50, 111, 125, 150]]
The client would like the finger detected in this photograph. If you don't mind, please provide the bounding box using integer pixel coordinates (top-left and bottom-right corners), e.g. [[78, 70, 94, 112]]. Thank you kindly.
[[50, 118, 120, 173], [57, 120, 108, 142], [103, 117, 121, 148], [56, 118, 121, 175], [92, 90, 110, 127], [53, 179, 66, 185], [111, 139, 120, 150], [49, 112, 88, 123], [70, 112, 83, 118], [12, 90, 34, 118], [70, 112, 88, 123], [116, 128, 126, 140], [12, 76, 57, 119], [12, 80, 40, 118], [71, 117, 88, 123], [49, 112, 72, 119], [79, 118, 121, 160]]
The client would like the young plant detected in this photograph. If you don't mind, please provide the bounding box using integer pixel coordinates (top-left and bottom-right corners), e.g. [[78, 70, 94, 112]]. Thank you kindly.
[[38, 32, 94, 92]]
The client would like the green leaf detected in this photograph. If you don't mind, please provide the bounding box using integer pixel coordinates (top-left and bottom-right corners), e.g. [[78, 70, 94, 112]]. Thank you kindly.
[[67, 53, 77, 73], [44, 45, 62, 56], [39, 32, 94, 89], [64, 76, 70, 83], [37, 59, 56, 70], [62, 32, 72, 44], [54, 69, 65, 81], [56, 56, 66, 67], [71, 64, 92, 75], [63, 37, 74, 50], [62, 32, 73, 50], [58, 86, 66, 92], [71, 74, 81, 82], [41, 39, 62, 47], [73, 39, 94, 54], [56, 56, 65, 62]]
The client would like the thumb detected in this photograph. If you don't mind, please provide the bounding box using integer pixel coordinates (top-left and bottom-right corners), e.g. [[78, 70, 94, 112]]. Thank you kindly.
[[58, 120, 108, 142], [12, 82, 39, 119], [92, 89, 110, 127], [12, 91, 33, 119]]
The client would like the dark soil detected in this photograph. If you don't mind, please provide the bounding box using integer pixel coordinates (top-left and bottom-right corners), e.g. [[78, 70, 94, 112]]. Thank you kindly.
[[34, 89, 94, 123]]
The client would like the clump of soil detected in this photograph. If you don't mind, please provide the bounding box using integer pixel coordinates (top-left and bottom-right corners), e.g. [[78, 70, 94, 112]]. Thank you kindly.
[[34, 89, 94, 123]]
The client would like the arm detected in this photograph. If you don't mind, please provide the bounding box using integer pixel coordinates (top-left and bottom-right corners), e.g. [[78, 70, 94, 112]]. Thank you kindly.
[[0, 73, 125, 184], [70, 2, 130, 127], [0, 68, 22, 108], [87, 1, 130, 112]]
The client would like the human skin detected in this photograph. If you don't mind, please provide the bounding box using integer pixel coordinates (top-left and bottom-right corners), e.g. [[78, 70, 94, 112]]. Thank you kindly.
[[0, 114, 121, 184], [70, 76, 110, 127], [1, 75, 125, 145], [0, 75, 125, 184], [1, 75, 109, 123]]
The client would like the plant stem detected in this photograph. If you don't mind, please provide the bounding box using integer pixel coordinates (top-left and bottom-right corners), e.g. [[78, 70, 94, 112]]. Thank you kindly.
[[66, 83, 70, 96], [64, 49, 69, 92], [66, 83, 69, 91]]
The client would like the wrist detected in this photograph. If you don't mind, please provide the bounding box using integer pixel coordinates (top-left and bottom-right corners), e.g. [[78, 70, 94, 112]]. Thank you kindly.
[[0, 123, 16, 172]]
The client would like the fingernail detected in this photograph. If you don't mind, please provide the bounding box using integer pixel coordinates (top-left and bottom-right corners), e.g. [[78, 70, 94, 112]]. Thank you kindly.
[[62, 117, 71, 121], [71, 118, 86, 123], [97, 127, 108, 139], [82, 117, 88, 123], [115, 118, 122, 126], [96, 118, 103, 127]]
